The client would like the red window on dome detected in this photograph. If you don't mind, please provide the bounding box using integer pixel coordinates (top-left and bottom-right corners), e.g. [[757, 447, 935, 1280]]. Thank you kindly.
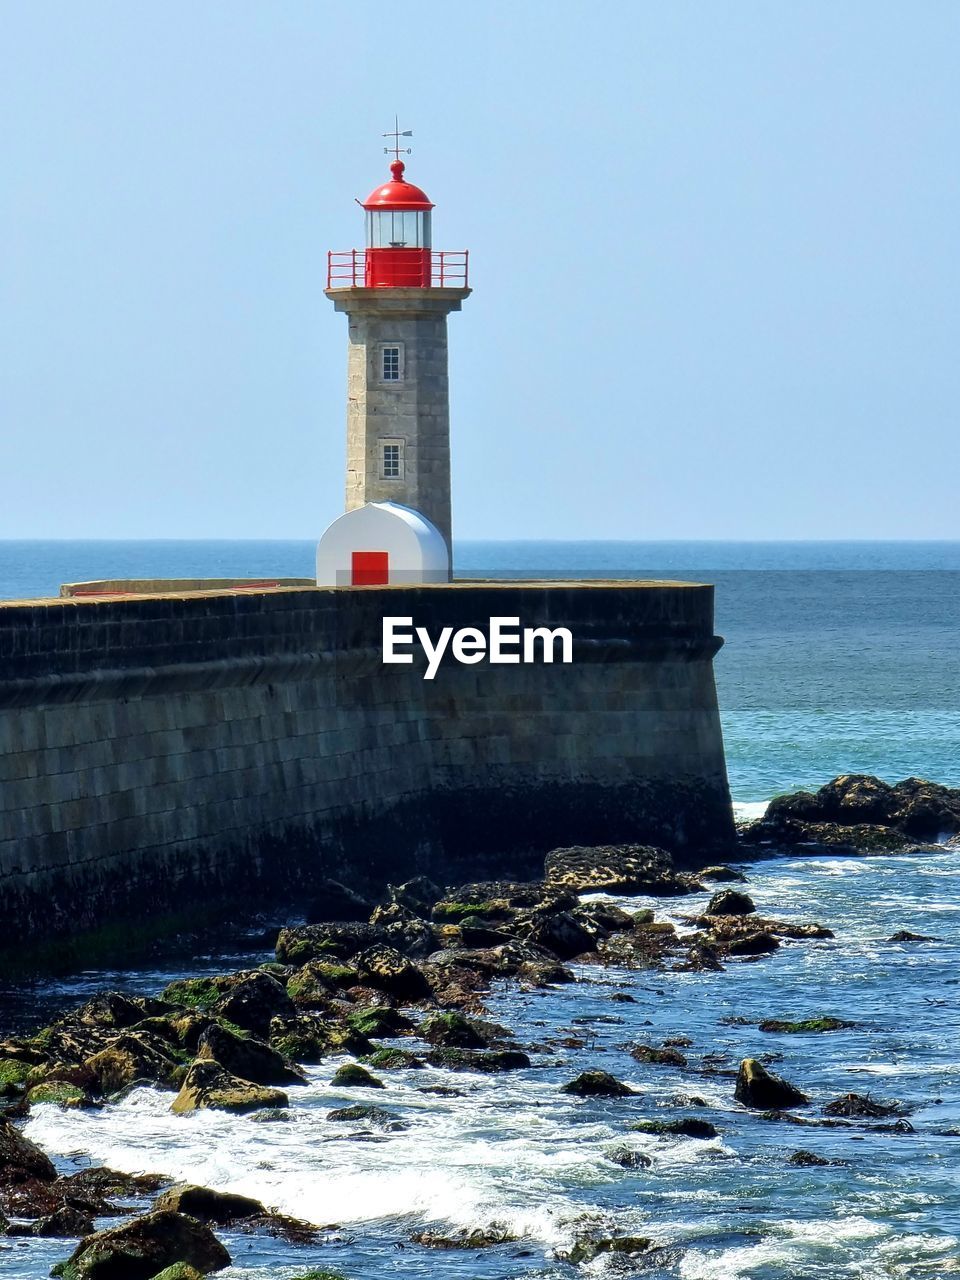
[[351, 551, 389, 586]]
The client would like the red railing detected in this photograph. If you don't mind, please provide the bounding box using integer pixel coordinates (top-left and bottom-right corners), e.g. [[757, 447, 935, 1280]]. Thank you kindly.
[[327, 249, 469, 289]]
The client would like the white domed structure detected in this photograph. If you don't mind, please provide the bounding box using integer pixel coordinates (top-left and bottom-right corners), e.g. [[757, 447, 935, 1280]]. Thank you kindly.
[[316, 501, 450, 587]]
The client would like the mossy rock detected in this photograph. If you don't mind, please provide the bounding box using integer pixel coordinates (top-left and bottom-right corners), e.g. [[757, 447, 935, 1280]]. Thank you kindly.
[[363, 1047, 425, 1070], [346, 1007, 413, 1038], [568, 1237, 652, 1265], [171, 1059, 288, 1115], [629, 1043, 688, 1068], [420, 1012, 490, 1049], [287, 1271, 348, 1280], [560, 1070, 637, 1098], [0, 1057, 31, 1095], [148, 1266, 204, 1280], [425, 1048, 530, 1073], [0, 1058, 32, 1086], [330, 1063, 384, 1089], [758, 1017, 852, 1034], [26, 1081, 90, 1107], [293, 962, 359, 992], [160, 978, 222, 1012], [629, 1118, 718, 1139], [51, 1209, 230, 1278], [431, 901, 497, 923]]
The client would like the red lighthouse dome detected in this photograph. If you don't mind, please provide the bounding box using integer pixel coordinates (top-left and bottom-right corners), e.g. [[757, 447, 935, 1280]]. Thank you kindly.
[[362, 159, 434, 287], [362, 160, 434, 211]]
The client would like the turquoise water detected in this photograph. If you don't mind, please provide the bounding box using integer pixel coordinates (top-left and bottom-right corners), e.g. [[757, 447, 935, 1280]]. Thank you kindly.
[[2, 540, 959, 802]]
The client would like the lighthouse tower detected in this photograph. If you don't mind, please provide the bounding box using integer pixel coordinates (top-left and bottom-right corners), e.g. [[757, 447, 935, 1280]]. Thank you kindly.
[[325, 131, 470, 565]]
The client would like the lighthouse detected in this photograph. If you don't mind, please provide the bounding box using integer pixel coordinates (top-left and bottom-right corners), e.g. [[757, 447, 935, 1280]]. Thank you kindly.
[[324, 128, 470, 574]]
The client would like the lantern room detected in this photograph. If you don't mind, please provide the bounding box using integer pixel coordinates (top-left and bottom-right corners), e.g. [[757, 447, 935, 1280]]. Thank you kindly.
[[362, 160, 434, 287]]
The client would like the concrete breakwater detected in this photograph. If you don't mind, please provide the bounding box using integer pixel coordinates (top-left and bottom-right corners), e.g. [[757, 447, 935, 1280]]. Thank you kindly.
[[0, 581, 732, 953]]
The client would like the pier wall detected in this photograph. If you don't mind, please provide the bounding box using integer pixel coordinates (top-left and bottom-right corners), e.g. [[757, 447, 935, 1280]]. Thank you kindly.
[[0, 583, 733, 948]]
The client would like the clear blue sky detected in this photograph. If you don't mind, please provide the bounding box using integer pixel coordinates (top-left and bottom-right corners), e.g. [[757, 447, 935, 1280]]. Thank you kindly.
[[2, 1, 957, 540]]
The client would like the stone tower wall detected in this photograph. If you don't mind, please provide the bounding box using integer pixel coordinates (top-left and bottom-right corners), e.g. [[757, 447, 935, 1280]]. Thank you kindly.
[[328, 287, 469, 552]]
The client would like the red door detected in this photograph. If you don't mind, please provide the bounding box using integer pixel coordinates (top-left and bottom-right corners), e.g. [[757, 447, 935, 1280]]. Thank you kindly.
[[351, 550, 389, 586]]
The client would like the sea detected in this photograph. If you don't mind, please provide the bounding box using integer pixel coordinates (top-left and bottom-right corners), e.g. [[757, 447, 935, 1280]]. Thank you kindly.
[[1, 540, 959, 1279]]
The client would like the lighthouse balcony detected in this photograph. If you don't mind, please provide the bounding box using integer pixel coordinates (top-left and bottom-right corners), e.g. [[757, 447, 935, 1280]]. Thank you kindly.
[[327, 249, 469, 290]]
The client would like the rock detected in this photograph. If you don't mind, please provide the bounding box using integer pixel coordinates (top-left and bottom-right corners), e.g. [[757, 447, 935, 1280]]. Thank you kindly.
[[735, 1059, 808, 1110], [424, 1048, 530, 1073], [52, 1210, 230, 1278], [149, 1267, 204, 1280], [275, 922, 387, 964], [605, 1146, 651, 1168], [25, 1081, 91, 1107], [63, 1166, 167, 1196], [154, 1184, 266, 1222], [326, 1104, 402, 1127], [346, 1007, 415, 1038], [680, 942, 724, 972], [699, 865, 748, 882], [75, 992, 172, 1029], [705, 889, 756, 917], [210, 972, 295, 1038], [354, 946, 431, 1001], [330, 1063, 384, 1089], [759, 1017, 852, 1033], [431, 900, 500, 924], [420, 1012, 510, 1049], [544, 844, 693, 896], [305, 878, 376, 923], [725, 932, 780, 956], [7, 1205, 95, 1237], [629, 1043, 687, 1067], [458, 922, 513, 948], [364, 1047, 425, 1070], [411, 1227, 517, 1248], [0, 1116, 57, 1181], [517, 960, 576, 986], [822, 1092, 902, 1118], [887, 930, 939, 943], [383, 916, 441, 959], [84, 1031, 180, 1095], [788, 1149, 830, 1166], [891, 776, 960, 840], [560, 1070, 637, 1098], [388, 875, 442, 916], [630, 1118, 718, 1139], [576, 901, 637, 933], [568, 1236, 652, 1265], [160, 978, 225, 1013], [286, 960, 359, 1007], [196, 1024, 305, 1087], [526, 911, 598, 960], [268, 1016, 327, 1064], [743, 774, 960, 849], [170, 1060, 288, 1115]]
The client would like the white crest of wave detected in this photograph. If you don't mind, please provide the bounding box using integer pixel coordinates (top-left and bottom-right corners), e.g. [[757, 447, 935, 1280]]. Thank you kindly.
[[732, 800, 769, 823], [22, 1084, 617, 1249]]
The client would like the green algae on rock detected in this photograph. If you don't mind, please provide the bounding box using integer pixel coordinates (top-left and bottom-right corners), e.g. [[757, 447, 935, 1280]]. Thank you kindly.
[[170, 1060, 288, 1115]]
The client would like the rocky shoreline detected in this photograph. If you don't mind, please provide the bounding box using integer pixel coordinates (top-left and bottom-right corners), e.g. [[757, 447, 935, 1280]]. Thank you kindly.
[[0, 773, 957, 1279]]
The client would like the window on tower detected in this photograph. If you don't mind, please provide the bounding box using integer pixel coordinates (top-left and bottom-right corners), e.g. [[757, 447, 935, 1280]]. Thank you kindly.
[[381, 440, 403, 480], [381, 346, 401, 381]]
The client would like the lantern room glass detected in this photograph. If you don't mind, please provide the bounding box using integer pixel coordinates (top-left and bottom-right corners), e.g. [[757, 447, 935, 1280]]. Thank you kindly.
[[366, 210, 431, 249]]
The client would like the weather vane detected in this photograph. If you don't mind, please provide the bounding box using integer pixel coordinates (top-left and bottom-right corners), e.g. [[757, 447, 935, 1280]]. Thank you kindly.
[[383, 116, 413, 162]]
